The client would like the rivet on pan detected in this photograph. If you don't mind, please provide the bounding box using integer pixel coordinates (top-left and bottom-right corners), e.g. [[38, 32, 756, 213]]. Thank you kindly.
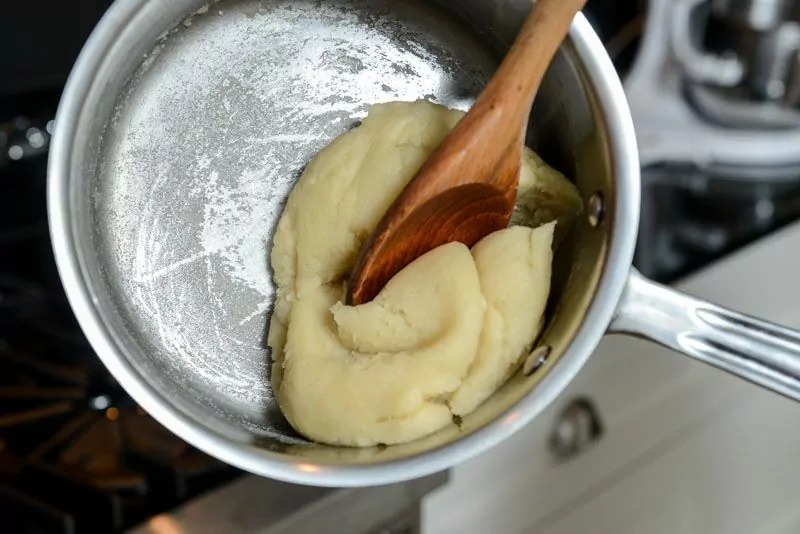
[[523, 345, 551, 376], [587, 191, 604, 228]]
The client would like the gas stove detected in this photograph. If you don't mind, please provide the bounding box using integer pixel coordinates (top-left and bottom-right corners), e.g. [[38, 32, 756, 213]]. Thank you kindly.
[[0, 107, 448, 534], [5, 0, 800, 532], [0, 110, 243, 532], [0, 27, 448, 534]]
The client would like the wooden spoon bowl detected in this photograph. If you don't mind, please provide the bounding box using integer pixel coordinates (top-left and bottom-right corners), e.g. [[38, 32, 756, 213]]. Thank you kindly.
[[347, 0, 587, 305]]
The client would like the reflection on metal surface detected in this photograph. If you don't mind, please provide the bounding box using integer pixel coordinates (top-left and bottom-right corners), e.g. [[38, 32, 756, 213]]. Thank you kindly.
[[296, 462, 321, 473], [587, 191, 604, 228], [142, 516, 185, 534], [503, 411, 522, 425], [523, 345, 552, 376]]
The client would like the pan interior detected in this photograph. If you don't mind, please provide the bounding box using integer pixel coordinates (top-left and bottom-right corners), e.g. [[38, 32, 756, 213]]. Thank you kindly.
[[89, 0, 608, 463]]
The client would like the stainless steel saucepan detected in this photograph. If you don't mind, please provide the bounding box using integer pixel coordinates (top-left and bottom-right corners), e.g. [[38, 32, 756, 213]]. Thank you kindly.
[[48, 0, 800, 487]]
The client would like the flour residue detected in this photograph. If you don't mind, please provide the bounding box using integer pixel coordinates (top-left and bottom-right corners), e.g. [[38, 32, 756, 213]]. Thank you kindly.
[[199, 167, 277, 297], [94, 0, 495, 437]]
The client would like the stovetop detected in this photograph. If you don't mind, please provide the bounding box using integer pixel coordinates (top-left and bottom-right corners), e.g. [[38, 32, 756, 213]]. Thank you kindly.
[[0, 104, 242, 533], [4, 0, 800, 532]]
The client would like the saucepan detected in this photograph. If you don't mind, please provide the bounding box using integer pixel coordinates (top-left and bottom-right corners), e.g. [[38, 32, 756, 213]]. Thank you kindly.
[[48, 0, 800, 487]]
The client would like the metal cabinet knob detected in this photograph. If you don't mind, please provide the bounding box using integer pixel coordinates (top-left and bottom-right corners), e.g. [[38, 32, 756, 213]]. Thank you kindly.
[[549, 398, 603, 461]]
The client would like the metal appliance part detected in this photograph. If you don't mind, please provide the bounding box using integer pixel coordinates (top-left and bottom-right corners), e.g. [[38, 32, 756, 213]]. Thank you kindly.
[[625, 0, 800, 173], [624, 0, 800, 282]]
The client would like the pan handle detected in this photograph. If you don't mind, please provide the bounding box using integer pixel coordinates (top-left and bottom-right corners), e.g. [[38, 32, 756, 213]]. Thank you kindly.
[[608, 269, 800, 401]]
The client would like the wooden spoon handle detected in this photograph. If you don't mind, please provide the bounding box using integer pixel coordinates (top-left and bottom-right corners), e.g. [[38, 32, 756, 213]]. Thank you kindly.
[[485, 0, 588, 120], [345, 0, 586, 305], [402, 0, 587, 196]]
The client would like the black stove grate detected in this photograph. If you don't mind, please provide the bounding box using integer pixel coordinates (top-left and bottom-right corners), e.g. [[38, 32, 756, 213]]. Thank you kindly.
[[0, 112, 241, 533]]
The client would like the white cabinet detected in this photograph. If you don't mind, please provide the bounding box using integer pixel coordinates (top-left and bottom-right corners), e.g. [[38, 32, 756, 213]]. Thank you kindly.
[[424, 222, 800, 534], [536, 387, 800, 534]]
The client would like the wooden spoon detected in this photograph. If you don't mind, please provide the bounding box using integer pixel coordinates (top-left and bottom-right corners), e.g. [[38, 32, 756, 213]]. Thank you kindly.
[[347, 0, 587, 305]]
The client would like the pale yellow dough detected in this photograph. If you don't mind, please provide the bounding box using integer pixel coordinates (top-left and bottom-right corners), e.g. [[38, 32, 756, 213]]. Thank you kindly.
[[268, 100, 581, 447]]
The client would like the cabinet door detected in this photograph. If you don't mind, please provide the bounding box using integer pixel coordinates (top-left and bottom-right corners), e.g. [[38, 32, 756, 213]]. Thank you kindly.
[[533, 384, 800, 534]]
